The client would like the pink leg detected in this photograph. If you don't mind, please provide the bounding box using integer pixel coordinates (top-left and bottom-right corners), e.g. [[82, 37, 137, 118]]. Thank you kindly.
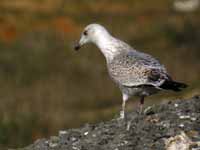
[[138, 96, 145, 114]]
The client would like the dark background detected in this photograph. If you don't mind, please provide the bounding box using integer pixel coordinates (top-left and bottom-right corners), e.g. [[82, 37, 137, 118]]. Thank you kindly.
[[0, 0, 199, 148]]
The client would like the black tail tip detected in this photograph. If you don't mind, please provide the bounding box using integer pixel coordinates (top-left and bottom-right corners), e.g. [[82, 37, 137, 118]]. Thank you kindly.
[[179, 83, 188, 88], [173, 82, 188, 92], [160, 80, 188, 92]]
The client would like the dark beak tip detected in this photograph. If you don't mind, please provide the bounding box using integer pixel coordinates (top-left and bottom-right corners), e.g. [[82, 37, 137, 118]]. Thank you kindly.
[[74, 44, 81, 51]]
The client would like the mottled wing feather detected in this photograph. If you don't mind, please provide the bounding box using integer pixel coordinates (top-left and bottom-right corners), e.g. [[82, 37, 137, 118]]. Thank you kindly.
[[108, 51, 168, 87]]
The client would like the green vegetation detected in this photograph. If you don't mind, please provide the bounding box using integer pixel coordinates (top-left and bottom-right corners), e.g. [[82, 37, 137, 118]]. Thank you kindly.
[[0, 0, 199, 148]]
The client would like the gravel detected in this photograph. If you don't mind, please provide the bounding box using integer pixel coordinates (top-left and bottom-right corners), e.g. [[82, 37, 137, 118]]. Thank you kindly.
[[18, 95, 200, 150]]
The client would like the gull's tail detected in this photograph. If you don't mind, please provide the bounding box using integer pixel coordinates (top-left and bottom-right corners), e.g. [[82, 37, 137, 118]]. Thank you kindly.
[[160, 80, 188, 92]]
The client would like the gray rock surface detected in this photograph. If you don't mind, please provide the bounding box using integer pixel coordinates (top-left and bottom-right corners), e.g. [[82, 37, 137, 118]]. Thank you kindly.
[[19, 96, 200, 150]]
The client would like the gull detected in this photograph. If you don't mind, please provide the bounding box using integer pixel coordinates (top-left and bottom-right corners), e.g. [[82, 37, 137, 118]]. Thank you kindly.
[[74, 24, 187, 119]]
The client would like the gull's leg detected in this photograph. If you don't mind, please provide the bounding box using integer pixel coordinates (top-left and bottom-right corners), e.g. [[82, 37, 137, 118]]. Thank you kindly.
[[119, 93, 129, 119], [120, 100, 126, 119], [138, 96, 145, 114]]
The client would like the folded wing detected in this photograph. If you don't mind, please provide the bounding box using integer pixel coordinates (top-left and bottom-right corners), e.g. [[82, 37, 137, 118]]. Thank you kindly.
[[108, 50, 169, 88]]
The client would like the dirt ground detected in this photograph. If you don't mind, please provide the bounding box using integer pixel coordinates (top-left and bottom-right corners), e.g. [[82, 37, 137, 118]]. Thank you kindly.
[[18, 95, 200, 150]]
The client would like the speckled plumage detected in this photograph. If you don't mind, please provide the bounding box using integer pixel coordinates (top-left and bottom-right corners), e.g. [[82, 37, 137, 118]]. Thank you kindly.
[[75, 24, 187, 119], [107, 43, 168, 97]]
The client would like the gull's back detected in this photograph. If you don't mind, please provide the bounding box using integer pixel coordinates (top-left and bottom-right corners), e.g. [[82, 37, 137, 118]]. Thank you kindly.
[[107, 40, 169, 90]]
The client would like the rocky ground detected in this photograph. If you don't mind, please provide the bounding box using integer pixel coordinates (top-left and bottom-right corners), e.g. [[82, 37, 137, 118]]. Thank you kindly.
[[16, 95, 200, 150]]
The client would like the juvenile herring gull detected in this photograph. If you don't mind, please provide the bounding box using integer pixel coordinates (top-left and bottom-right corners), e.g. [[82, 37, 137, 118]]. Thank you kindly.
[[74, 24, 187, 119]]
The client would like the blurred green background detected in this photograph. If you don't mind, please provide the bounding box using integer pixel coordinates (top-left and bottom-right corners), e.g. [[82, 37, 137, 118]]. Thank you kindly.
[[0, 0, 199, 148]]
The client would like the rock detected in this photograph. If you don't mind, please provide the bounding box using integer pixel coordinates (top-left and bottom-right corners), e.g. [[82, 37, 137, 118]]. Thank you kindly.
[[19, 96, 200, 150], [164, 131, 200, 150]]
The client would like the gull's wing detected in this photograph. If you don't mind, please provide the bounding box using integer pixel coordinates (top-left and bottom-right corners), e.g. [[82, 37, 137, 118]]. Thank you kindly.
[[107, 51, 169, 87]]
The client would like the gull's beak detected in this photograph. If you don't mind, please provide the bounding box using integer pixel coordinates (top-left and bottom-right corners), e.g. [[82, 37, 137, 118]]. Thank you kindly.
[[74, 35, 87, 51], [74, 43, 81, 51]]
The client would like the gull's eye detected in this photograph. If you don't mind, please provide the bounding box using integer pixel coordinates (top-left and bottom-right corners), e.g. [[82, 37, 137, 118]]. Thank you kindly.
[[83, 30, 88, 36]]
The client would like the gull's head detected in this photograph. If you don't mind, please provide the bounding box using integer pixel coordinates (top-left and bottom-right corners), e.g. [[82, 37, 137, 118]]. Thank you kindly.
[[74, 24, 110, 51]]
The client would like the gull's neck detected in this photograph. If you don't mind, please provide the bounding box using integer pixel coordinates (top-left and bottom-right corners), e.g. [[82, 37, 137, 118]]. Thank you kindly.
[[93, 33, 124, 61]]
